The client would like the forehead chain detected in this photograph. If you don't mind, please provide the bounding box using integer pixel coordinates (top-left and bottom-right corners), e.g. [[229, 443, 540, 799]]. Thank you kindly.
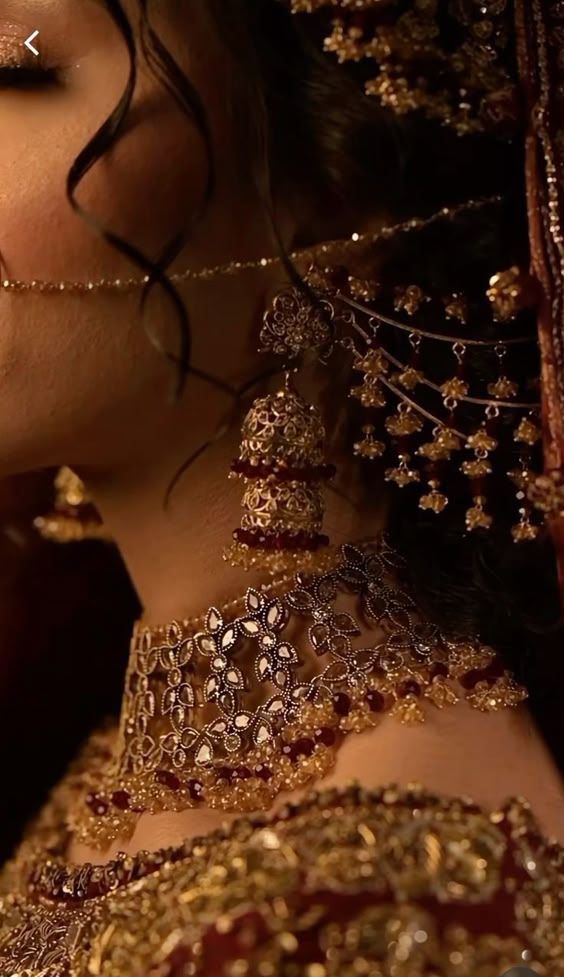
[[0, 196, 500, 296]]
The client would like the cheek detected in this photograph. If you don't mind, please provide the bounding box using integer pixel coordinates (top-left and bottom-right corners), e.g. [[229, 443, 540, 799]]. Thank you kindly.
[[0, 74, 208, 283], [0, 67, 209, 471], [0, 290, 174, 471], [0, 7, 254, 474]]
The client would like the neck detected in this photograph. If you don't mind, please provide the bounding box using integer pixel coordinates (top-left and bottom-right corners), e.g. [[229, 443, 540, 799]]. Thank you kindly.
[[86, 425, 387, 626]]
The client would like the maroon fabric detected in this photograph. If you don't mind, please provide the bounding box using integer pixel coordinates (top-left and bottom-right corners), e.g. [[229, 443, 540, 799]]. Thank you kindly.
[[515, 0, 564, 604], [155, 876, 526, 976]]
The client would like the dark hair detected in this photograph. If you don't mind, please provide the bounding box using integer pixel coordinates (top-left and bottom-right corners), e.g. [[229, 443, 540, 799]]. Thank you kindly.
[[3, 0, 562, 860]]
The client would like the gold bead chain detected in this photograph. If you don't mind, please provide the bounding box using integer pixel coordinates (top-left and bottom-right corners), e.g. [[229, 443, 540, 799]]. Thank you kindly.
[[0, 196, 502, 296]]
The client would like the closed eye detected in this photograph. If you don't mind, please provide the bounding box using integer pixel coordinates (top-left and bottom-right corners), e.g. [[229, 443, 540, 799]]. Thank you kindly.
[[0, 64, 59, 88]]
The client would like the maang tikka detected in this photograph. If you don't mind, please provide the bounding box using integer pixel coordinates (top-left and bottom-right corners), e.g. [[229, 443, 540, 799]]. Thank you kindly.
[[223, 283, 338, 575]]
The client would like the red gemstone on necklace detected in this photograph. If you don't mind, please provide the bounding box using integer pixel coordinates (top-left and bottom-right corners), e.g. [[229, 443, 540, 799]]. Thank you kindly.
[[524, 828, 543, 848], [314, 726, 336, 746], [482, 658, 505, 680], [429, 662, 449, 679], [216, 766, 234, 784], [155, 770, 181, 791], [234, 766, 252, 780], [332, 692, 351, 716], [460, 669, 482, 690], [293, 737, 315, 758], [365, 690, 385, 712], [399, 680, 421, 698], [86, 793, 108, 816], [111, 790, 131, 811], [463, 803, 483, 815]]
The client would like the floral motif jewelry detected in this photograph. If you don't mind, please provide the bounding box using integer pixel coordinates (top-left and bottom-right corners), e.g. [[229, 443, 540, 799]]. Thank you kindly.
[[70, 536, 527, 849], [3, 782, 563, 976]]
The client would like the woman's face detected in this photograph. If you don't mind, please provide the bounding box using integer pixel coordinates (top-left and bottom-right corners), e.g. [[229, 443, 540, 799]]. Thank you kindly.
[[0, 0, 275, 474]]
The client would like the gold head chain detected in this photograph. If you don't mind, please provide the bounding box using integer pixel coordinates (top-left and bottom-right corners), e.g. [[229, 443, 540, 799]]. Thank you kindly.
[[0, 196, 499, 294]]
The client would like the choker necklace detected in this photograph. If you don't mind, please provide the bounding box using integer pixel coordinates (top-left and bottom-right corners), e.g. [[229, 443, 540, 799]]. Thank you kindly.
[[70, 536, 527, 849]]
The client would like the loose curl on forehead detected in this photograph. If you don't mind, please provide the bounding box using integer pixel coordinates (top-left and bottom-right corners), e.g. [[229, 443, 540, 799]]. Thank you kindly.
[[67, 0, 365, 484], [66, 0, 218, 400]]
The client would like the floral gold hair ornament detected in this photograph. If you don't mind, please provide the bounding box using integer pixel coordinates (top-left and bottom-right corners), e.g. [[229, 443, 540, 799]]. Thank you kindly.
[[286, 0, 519, 137]]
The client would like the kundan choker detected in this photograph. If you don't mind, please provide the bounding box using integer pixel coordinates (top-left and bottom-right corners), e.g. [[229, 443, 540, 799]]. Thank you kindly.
[[70, 536, 527, 849]]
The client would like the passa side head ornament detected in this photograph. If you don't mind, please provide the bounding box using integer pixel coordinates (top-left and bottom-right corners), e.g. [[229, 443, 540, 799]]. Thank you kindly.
[[285, 0, 519, 137]]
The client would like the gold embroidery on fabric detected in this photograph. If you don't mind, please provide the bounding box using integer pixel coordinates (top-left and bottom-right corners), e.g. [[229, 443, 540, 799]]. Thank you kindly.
[[0, 784, 562, 976]]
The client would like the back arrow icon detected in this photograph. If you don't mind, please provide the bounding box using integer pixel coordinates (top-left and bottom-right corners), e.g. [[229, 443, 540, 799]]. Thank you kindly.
[[24, 30, 40, 57]]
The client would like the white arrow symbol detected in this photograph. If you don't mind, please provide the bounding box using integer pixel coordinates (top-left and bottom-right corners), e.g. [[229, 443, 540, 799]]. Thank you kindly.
[[24, 30, 40, 57]]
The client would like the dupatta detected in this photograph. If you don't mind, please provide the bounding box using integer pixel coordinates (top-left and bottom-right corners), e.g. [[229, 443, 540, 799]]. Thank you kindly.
[[516, 0, 564, 603]]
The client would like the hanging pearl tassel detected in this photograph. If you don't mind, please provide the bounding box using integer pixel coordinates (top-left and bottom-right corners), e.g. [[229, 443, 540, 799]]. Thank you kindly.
[[510, 412, 541, 542], [462, 408, 499, 533], [419, 462, 449, 513], [487, 343, 518, 400]]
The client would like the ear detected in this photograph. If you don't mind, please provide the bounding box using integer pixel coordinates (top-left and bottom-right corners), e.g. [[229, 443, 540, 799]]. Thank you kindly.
[[280, 179, 386, 253]]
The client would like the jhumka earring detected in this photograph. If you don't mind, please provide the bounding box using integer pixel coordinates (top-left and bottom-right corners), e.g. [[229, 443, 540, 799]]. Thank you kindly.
[[33, 466, 108, 543], [224, 284, 337, 575]]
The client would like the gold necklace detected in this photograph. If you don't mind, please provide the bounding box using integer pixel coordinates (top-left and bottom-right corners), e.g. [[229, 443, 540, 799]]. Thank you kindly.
[[68, 535, 527, 850], [0, 195, 501, 295]]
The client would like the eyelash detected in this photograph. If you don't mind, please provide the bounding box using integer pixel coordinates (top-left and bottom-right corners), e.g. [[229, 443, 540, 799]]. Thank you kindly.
[[0, 65, 58, 88]]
